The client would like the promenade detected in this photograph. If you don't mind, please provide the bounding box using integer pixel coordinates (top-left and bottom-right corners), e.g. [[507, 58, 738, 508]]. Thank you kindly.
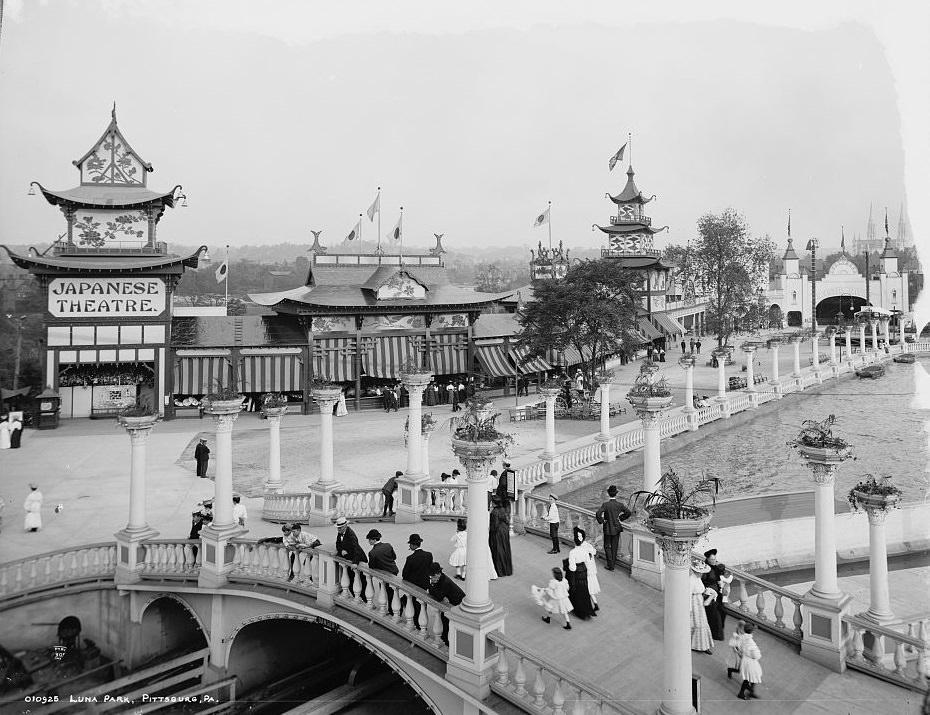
[[1, 337, 925, 713]]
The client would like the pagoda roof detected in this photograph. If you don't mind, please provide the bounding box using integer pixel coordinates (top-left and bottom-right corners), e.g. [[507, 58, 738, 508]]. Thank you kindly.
[[880, 236, 898, 259], [595, 223, 667, 236], [249, 284, 510, 313], [0, 245, 203, 274], [33, 182, 178, 209], [608, 166, 654, 205]]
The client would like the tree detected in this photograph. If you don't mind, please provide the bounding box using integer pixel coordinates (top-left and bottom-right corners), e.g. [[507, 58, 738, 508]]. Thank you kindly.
[[682, 209, 775, 348], [516, 259, 641, 388]]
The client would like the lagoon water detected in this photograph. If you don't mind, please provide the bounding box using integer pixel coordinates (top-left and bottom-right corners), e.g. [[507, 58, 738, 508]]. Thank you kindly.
[[562, 359, 930, 508]]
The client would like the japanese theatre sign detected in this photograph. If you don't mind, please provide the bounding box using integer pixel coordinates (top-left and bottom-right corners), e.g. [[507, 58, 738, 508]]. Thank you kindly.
[[48, 277, 166, 317]]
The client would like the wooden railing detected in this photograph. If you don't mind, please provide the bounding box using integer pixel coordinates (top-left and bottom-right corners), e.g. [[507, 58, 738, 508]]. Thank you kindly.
[[489, 632, 637, 715], [844, 614, 930, 692], [0, 543, 117, 599]]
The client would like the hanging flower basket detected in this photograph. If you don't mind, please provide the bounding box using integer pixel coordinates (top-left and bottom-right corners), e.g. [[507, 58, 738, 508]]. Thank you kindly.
[[847, 475, 902, 513], [630, 469, 719, 538]]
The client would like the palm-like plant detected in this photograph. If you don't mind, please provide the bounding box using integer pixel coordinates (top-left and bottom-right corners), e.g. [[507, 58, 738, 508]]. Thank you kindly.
[[629, 468, 720, 520]]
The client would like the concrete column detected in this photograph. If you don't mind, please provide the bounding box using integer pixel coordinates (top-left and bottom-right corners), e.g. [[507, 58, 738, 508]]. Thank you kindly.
[[865, 507, 894, 622], [597, 374, 613, 439], [810, 462, 841, 600], [858, 324, 867, 356], [633, 406, 668, 494], [881, 319, 890, 348], [453, 442, 502, 614], [540, 387, 561, 459], [656, 536, 698, 715], [828, 334, 837, 364], [115, 417, 160, 584], [307, 388, 343, 527], [126, 425, 154, 531], [845, 329, 853, 359], [421, 428, 432, 479], [770, 344, 780, 384], [317, 397, 338, 485], [211, 411, 238, 528], [811, 334, 820, 370], [263, 409, 286, 492], [680, 359, 695, 412], [715, 360, 726, 399], [404, 383, 427, 477], [792, 338, 802, 377], [870, 320, 879, 352], [743, 346, 756, 391]]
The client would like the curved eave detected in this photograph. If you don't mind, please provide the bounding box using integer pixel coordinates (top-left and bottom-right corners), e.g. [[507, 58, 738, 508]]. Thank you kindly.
[[596, 224, 667, 235], [608, 192, 653, 206], [0, 245, 203, 273], [35, 183, 176, 209]]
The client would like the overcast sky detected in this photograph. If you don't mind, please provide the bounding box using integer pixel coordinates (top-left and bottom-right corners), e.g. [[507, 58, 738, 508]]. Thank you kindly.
[[1, 1, 928, 268]]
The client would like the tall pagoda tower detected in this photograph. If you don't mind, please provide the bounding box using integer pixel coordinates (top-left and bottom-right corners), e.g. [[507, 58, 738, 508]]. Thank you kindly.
[[2, 109, 203, 419]]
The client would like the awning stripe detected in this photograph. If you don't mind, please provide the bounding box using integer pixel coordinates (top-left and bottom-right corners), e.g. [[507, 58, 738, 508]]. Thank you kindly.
[[313, 338, 356, 382], [367, 336, 413, 379], [241, 355, 302, 392], [429, 333, 468, 376], [475, 344, 514, 378], [638, 317, 662, 340], [654, 313, 687, 336], [510, 345, 554, 373], [174, 357, 229, 394]]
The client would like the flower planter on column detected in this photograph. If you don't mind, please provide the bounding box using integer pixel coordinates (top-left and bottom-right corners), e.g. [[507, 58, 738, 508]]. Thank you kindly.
[[261, 404, 288, 492], [396, 371, 434, 524], [627, 367, 674, 495], [445, 437, 507, 700], [308, 386, 343, 527], [791, 418, 854, 672], [114, 413, 160, 584]]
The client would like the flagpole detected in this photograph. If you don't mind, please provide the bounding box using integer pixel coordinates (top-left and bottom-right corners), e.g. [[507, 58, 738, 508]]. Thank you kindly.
[[547, 200, 552, 251], [628, 132, 632, 167], [399, 206, 404, 264], [358, 213, 363, 254], [225, 244, 229, 312], [377, 187, 382, 255]]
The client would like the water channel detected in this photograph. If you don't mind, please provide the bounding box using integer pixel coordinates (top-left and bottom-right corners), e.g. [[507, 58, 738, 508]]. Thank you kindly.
[[562, 358, 930, 508]]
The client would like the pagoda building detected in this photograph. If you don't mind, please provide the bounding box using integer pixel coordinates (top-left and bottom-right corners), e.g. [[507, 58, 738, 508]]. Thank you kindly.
[[594, 163, 695, 342], [2, 109, 202, 419]]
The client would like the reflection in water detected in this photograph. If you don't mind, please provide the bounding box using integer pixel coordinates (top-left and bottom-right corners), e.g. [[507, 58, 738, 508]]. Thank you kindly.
[[562, 360, 930, 509]]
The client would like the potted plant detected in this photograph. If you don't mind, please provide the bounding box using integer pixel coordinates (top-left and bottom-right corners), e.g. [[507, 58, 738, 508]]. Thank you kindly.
[[260, 392, 288, 418], [595, 369, 615, 384], [626, 362, 673, 411], [629, 468, 720, 538], [310, 375, 342, 402], [118, 397, 160, 429], [204, 377, 244, 414], [847, 475, 902, 513], [787, 414, 853, 463], [450, 401, 515, 459]]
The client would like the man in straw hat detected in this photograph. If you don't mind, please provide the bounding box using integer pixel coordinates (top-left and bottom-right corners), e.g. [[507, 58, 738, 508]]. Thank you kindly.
[[24, 483, 43, 532]]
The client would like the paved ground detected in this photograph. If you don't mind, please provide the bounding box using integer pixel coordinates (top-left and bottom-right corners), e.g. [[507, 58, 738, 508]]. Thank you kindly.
[[1, 336, 924, 713]]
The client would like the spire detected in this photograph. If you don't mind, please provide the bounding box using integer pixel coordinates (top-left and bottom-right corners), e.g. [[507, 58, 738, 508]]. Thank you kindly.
[[897, 201, 907, 242], [783, 238, 799, 260], [866, 203, 875, 243]]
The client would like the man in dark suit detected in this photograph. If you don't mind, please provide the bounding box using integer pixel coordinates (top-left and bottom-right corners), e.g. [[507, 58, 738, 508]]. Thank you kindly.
[[428, 562, 465, 645], [401, 533, 433, 628], [194, 439, 210, 477], [366, 528, 398, 613], [595, 485, 631, 571], [335, 517, 367, 599]]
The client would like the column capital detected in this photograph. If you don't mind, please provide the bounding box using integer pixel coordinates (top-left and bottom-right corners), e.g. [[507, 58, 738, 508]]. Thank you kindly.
[[124, 425, 155, 445], [211, 411, 239, 433], [656, 536, 698, 568], [399, 371, 434, 391], [809, 461, 838, 485], [634, 407, 667, 425], [865, 507, 889, 525], [264, 413, 284, 426]]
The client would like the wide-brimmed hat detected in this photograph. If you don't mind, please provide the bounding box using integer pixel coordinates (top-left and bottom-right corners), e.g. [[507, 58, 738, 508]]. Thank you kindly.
[[691, 559, 711, 574], [334, 517, 348, 527], [366, 529, 382, 540]]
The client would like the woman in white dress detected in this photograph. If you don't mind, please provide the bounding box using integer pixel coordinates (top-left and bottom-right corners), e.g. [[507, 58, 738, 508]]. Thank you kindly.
[[0, 418, 11, 450], [23, 484, 43, 532], [575, 527, 601, 612], [335, 391, 348, 417], [690, 559, 715, 653]]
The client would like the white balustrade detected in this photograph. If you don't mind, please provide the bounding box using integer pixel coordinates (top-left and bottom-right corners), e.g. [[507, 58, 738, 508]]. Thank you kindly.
[[141, 541, 200, 576], [845, 614, 930, 691], [334, 488, 385, 519], [727, 568, 805, 642], [420, 483, 469, 516], [0, 545, 118, 598]]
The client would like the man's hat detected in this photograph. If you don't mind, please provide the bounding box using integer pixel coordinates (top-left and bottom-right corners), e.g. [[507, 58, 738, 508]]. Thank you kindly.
[[335, 516, 348, 527], [429, 562, 443, 575], [691, 558, 711, 574], [199, 438, 206, 443], [503, 461, 511, 468], [452, 469, 460, 475], [202, 498, 214, 506], [366, 529, 382, 540], [395, 470, 403, 477], [607, 485, 618, 497], [29, 482, 38, 490], [408, 533, 423, 546]]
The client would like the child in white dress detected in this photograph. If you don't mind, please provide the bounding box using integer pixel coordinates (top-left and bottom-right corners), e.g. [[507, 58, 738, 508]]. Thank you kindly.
[[532, 567, 573, 630], [737, 622, 763, 700], [449, 518, 467, 580], [726, 620, 746, 679]]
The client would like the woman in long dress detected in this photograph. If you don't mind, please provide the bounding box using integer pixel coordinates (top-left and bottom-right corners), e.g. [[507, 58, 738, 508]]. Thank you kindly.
[[690, 559, 715, 653], [488, 497, 513, 576], [8, 416, 22, 449], [335, 391, 348, 417], [23, 484, 43, 532], [449, 518, 467, 580], [0, 418, 10, 450], [565, 527, 595, 620], [576, 527, 601, 612]]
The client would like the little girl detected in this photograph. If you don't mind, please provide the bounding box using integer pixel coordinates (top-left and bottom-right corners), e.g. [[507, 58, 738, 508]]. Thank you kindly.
[[532, 567, 573, 630], [449, 518, 467, 580], [737, 622, 763, 700], [726, 620, 746, 679]]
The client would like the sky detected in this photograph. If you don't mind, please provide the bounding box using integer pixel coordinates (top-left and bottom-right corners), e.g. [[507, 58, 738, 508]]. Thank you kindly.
[[0, 1, 928, 275]]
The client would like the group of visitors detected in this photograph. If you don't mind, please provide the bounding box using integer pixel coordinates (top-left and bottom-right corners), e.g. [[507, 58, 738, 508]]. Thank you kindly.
[[0, 414, 24, 450], [680, 337, 703, 355], [692, 395, 712, 409], [645, 345, 666, 362]]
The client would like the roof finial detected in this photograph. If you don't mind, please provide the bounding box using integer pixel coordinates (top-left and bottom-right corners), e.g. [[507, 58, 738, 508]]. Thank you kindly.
[[112, 101, 117, 123], [787, 208, 791, 239]]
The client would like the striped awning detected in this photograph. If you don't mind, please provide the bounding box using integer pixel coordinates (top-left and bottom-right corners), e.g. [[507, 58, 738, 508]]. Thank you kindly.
[[475, 344, 514, 378], [428, 333, 468, 376], [510, 345, 554, 373], [654, 313, 687, 336], [241, 354, 302, 392], [366, 335, 416, 379], [174, 356, 230, 395], [557, 347, 585, 367], [638, 317, 662, 340], [313, 338, 357, 383]]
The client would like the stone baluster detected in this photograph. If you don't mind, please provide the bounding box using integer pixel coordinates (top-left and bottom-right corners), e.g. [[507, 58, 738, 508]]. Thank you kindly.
[[655, 536, 700, 715]]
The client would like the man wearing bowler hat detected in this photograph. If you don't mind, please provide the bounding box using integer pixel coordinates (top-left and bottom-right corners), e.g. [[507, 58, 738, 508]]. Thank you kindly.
[[402, 534, 433, 628], [428, 562, 465, 645], [367, 528, 398, 614], [595, 485, 632, 571]]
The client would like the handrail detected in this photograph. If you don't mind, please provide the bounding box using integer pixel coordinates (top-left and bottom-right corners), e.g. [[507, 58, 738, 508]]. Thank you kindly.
[[843, 613, 930, 692], [722, 565, 806, 642], [488, 631, 637, 715], [0, 543, 118, 601]]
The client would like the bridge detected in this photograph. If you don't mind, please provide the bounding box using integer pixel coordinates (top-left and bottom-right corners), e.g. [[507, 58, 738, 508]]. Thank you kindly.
[[1, 338, 928, 714]]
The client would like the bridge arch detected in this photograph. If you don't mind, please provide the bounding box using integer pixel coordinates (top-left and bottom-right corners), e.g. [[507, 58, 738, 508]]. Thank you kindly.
[[816, 294, 869, 324], [134, 593, 208, 669]]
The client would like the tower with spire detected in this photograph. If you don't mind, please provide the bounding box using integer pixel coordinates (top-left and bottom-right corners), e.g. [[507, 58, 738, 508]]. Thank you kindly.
[[594, 165, 668, 259]]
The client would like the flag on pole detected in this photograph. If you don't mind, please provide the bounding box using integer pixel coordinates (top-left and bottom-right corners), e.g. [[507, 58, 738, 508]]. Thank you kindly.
[[533, 207, 550, 228], [841, 226, 845, 252], [787, 210, 791, 238], [884, 208, 889, 237], [367, 193, 380, 222], [387, 214, 403, 241], [608, 143, 627, 171], [345, 218, 361, 242], [215, 261, 228, 284]]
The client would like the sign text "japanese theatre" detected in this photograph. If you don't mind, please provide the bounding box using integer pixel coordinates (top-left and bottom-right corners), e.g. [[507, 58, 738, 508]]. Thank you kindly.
[[48, 278, 166, 317]]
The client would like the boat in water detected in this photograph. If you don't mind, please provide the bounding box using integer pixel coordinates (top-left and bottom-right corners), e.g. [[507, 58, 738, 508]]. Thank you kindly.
[[856, 365, 886, 379], [893, 353, 916, 364]]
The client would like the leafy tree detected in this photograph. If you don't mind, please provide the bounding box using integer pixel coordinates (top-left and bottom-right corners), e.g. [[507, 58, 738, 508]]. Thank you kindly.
[[516, 259, 641, 388], [682, 209, 775, 347]]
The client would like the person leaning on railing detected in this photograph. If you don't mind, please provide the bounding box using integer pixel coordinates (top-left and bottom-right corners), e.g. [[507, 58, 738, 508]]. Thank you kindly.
[[257, 523, 322, 581]]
